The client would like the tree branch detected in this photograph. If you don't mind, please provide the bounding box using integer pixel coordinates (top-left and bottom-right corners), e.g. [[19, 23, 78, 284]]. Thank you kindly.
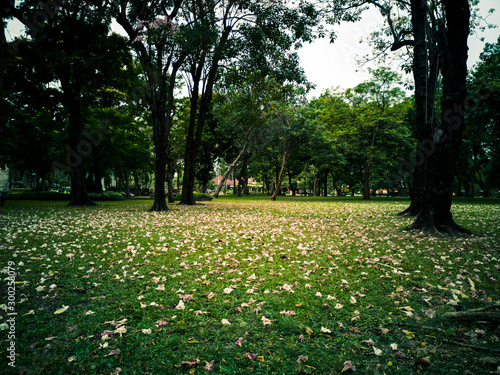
[[391, 39, 414, 51]]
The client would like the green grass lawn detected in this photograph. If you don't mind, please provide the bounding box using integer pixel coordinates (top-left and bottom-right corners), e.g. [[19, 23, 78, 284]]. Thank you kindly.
[[1, 196, 499, 374]]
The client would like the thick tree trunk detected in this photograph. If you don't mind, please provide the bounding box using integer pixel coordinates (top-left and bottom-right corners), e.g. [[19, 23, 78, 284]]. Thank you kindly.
[[123, 172, 130, 198], [66, 96, 95, 206], [116, 14, 185, 212], [150, 147, 168, 211], [406, 0, 471, 234], [213, 143, 248, 198], [199, 182, 208, 194], [398, 0, 438, 217], [181, 61, 204, 206]]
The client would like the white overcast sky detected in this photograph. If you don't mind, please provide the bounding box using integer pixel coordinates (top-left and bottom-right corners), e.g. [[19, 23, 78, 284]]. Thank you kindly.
[[5, 1, 499, 99], [298, 0, 500, 98]]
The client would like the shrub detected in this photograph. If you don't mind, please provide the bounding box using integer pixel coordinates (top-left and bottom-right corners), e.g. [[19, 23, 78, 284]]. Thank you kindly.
[[9, 191, 125, 201], [88, 192, 125, 201], [174, 191, 213, 201]]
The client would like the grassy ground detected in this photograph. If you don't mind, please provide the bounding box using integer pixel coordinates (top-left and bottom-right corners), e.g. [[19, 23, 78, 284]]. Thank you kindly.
[[0, 196, 499, 375]]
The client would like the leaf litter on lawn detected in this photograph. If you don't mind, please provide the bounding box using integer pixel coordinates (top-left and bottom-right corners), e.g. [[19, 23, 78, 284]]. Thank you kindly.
[[0, 198, 498, 374]]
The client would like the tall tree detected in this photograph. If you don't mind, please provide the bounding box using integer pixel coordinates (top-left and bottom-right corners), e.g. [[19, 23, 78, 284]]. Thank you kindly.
[[178, 0, 319, 205], [457, 37, 500, 198], [9, 1, 132, 205], [405, 0, 471, 233], [324, 0, 473, 232], [115, 0, 186, 211], [343, 67, 409, 200]]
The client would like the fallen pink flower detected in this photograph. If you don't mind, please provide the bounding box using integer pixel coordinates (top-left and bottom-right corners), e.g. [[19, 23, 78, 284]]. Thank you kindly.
[[297, 355, 308, 363], [243, 353, 256, 361], [204, 360, 214, 371], [341, 360, 356, 372]]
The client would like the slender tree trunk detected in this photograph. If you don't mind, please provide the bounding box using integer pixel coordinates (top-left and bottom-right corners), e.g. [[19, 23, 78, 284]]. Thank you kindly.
[[237, 168, 242, 197], [233, 169, 237, 195], [243, 157, 250, 195], [213, 143, 248, 198], [181, 25, 233, 205], [475, 175, 490, 198], [323, 174, 328, 197], [93, 151, 103, 193], [288, 166, 296, 196], [362, 162, 371, 200], [271, 149, 289, 201], [133, 171, 140, 196], [166, 157, 175, 203], [363, 122, 379, 201]]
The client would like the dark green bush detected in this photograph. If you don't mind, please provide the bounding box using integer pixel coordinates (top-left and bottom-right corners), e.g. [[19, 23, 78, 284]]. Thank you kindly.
[[9, 191, 124, 201], [174, 191, 213, 201], [88, 192, 125, 201]]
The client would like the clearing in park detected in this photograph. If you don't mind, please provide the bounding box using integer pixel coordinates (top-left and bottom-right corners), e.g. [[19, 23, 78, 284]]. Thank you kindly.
[[0, 196, 499, 374]]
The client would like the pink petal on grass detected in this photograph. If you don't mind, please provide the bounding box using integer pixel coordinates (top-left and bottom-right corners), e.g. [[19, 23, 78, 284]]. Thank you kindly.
[[243, 353, 256, 361], [204, 360, 214, 371], [297, 355, 308, 363], [341, 360, 356, 372]]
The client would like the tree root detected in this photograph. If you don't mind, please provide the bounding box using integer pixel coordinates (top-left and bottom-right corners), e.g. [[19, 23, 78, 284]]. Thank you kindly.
[[442, 304, 500, 322], [148, 200, 169, 212], [442, 311, 500, 322], [397, 206, 419, 217], [404, 215, 473, 236]]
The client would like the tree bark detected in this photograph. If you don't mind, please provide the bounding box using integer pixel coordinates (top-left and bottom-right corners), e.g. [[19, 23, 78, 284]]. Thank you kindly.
[[65, 90, 95, 206], [398, 0, 439, 217], [149, 146, 168, 211]]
